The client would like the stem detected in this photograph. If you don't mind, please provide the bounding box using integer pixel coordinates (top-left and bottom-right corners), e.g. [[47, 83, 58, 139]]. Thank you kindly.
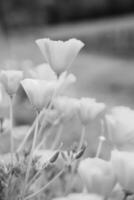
[[51, 123, 63, 150], [37, 94, 55, 143], [9, 95, 14, 165], [24, 168, 65, 200], [96, 136, 105, 158], [17, 109, 43, 152], [96, 120, 106, 158], [21, 111, 39, 199], [27, 162, 48, 189], [36, 116, 61, 151], [78, 124, 86, 150]]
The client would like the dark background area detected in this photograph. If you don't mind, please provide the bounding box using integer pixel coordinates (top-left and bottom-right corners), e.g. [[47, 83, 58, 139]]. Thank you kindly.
[[1, 0, 134, 30]]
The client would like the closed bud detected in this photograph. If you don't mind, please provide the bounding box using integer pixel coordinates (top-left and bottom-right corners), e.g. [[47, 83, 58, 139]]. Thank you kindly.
[[0, 70, 23, 96]]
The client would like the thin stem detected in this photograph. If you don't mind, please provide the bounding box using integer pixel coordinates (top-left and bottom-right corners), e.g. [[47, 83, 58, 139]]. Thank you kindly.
[[17, 109, 43, 153], [24, 168, 65, 200], [37, 93, 56, 143], [36, 116, 61, 151], [96, 120, 106, 158], [21, 111, 39, 199], [51, 123, 63, 150], [78, 124, 86, 150], [96, 136, 105, 158], [27, 162, 48, 189], [9, 95, 14, 165]]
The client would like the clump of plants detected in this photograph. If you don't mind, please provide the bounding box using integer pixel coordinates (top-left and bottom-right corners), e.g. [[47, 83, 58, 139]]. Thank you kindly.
[[0, 38, 133, 200]]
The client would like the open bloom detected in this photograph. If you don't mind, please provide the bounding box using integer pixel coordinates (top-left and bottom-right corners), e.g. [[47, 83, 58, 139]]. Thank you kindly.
[[105, 106, 134, 151], [111, 150, 134, 193], [21, 79, 56, 112], [77, 98, 106, 125], [53, 96, 79, 121], [36, 38, 84, 75], [0, 70, 23, 96], [78, 158, 116, 197]]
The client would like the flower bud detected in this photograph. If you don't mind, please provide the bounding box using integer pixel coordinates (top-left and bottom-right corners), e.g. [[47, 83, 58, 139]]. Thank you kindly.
[[0, 70, 23, 96], [78, 98, 105, 125], [111, 150, 134, 193], [36, 38, 84, 75], [78, 157, 116, 196], [105, 106, 134, 151]]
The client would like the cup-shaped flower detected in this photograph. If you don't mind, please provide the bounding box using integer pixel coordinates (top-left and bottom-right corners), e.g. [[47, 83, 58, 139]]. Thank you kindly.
[[77, 98, 106, 125], [21, 79, 56, 112], [0, 70, 23, 96], [53, 96, 79, 121], [78, 158, 116, 197], [111, 150, 134, 193], [36, 38, 84, 75], [105, 106, 134, 151]]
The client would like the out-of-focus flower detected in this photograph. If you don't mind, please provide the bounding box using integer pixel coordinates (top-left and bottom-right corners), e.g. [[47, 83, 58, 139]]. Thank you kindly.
[[111, 150, 134, 193], [23, 62, 57, 81], [53, 193, 103, 200], [105, 106, 134, 150], [21, 79, 56, 112], [56, 71, 76, 94], [53, 96, 79, 121], [77, 98, 106, 125], [78, 157, 116, 197], [0, 84, 9, 119], [0, 70, 23, 96], [36, 38, 84, 75]]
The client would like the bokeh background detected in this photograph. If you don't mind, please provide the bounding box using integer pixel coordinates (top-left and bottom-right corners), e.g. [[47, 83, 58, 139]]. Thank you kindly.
[[1, 0, 134, 156], [1, 0, 134, 106]]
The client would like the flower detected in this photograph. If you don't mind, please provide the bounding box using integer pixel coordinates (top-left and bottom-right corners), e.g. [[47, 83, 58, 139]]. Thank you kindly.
[[111, 150, 134, 193], [23, 62, 57, 81], [0, 70, 23, 96], [105, 106, 134, 150], [53, 193, 103, 200], [36, 38, 84, 75], [56, 71, 76, 94], [78, 157, 116, 197], [53, 96, 79, 121], [77, 98, 106, 125], [21, 79, 56, 112]]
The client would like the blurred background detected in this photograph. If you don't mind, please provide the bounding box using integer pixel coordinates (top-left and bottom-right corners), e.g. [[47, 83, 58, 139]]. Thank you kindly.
[[0, 0, 134, 155], [1, 0, 134, 107]]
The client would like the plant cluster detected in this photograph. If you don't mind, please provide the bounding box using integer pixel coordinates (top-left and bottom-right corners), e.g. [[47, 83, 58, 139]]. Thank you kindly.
[[0, 38, 133, 200]]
